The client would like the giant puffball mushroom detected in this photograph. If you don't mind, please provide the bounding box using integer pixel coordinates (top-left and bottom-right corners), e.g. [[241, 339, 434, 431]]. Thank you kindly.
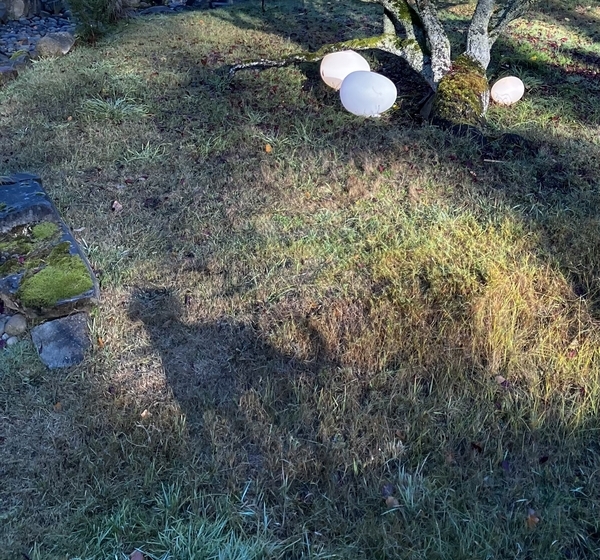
[[491, 76, 525, 106], [320, 50, 370, 91], [339, 71, 397, 117]]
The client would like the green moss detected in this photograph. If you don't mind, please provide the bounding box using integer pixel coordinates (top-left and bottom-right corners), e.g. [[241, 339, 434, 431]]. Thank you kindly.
[[432, 54, 489, 126], [390, 0, 413, 22], [0, 258, 21, 276], [48, 241, 71, 262], [394, 38, 419, 52], [1, 238, 34, 255], [32, 221, 60, 241], [17, 244, 93, 308]]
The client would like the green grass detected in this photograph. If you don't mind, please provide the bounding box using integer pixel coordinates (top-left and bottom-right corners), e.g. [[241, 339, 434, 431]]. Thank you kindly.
[[1, 0, 600, 558]]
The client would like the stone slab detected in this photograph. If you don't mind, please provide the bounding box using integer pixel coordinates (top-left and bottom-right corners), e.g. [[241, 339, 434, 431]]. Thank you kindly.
[[0, 173, 100, 319], [30, 312, 90, 368]]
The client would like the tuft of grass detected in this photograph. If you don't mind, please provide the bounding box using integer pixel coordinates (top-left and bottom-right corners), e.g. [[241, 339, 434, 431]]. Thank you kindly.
[[79, 96, 150, 123]]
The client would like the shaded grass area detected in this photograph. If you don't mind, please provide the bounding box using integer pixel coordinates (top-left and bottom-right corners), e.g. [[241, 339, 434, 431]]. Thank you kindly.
[[1, 0, 600, 558]]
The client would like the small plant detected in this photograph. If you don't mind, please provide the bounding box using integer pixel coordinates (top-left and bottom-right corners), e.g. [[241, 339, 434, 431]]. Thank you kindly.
[[122, 141, 167, 163], [67, 0, 125, 43]]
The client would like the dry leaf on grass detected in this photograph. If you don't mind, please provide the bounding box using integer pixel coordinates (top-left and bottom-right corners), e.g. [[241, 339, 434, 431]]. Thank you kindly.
[[265, 143, 272, 153], [526, 508, 540, 529], [111, 200, 123, 213], [130, 550, 144, 560], [385, 496, 400, 508]]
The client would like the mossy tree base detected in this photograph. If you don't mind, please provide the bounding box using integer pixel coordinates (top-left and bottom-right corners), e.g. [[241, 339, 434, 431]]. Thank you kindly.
[[430, 55, 490, 128]]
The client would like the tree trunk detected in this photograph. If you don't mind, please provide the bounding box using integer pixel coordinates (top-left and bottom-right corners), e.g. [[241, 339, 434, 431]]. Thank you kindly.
[[430, 55, 490, 128]]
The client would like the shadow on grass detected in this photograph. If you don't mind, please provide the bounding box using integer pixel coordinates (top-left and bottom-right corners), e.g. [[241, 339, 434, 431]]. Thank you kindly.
[[126, 286, 333, 424]]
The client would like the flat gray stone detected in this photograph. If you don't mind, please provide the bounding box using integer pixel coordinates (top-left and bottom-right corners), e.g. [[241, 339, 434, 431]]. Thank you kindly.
[[31, 312, 90, 368]]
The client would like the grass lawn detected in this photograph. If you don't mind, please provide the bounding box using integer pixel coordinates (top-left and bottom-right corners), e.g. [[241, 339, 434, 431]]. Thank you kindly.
[[1, 0, 600, 558]]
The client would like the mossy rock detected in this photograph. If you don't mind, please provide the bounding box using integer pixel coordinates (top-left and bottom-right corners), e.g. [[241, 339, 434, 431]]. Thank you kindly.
[[0, 174, 99, 318]]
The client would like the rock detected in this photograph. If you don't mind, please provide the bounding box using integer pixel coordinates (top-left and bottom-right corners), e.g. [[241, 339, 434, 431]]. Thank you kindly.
[[31, 313, 90, 368], [5, 0, 41, 19], [7, 0, 25, 18], [0, 2, 8, 23], [6, 335, 19, 345], [0, 65, 18, 85], [0, 315, 8, 334], [4, 313, 27, 335], [0, 174, 100, 319], [35, 30, 73, 57]]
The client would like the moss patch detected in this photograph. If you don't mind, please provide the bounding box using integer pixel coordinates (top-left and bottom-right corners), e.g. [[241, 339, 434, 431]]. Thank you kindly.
[[0, 258, 22, 276], [32, 221, 60, 241], [17, 243, 93, 308], [432, 54, 489, 126]]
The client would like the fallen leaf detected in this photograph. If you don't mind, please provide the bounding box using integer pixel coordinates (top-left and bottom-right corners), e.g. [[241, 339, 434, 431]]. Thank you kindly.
[[130, 551, 144, 560], [97, 336, 105, 348], [53, 402, 63, 412], [495, 375, 510, 388], [111, 200, 123, 213], [67, 115, 73, 121], [385, 496, 399, 508], [141, 409, 151, 419], [526, 508, 540, 529], [265, 143, 272, 153]]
